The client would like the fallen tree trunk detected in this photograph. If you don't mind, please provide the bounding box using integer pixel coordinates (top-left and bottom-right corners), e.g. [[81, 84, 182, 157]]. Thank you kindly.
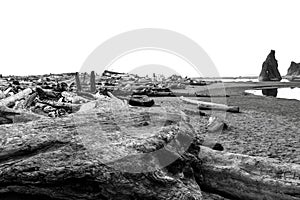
[[180, 96, 240, 113], [0, 103, 203, 200], [0, 88, 32, 107], [198, 146, 300, 200]]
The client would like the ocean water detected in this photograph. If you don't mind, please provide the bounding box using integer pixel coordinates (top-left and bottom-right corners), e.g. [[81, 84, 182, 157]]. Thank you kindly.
[[245, 87, 300, 101]]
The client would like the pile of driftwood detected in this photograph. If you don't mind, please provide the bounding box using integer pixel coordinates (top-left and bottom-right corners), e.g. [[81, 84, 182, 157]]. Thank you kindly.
[[0, 72, 107, 125]]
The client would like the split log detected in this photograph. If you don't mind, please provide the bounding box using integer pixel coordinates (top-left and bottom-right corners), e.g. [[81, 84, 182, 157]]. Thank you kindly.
[[180, 96, 239, 113], [0, 88, 32, 107], [198, 146, 300, 200]]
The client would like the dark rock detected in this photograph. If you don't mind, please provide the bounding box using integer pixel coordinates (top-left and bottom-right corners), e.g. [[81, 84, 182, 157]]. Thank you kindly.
[[259, 50, 282, 81], [212, 143, 224, 151], [287, 61, 300, 76]]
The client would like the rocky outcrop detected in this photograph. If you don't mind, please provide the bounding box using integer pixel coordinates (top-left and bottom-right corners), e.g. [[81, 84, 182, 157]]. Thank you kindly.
[[287, 62, 300, 76], [259, 50, 282, 81]]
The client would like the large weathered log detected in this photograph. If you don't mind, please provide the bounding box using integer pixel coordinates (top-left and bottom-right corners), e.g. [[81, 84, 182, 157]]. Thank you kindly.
[[180, 96, 240, 113], [0, 88, 32, 107], [0, 101, 203, 200], [198, 146, 300, 200]]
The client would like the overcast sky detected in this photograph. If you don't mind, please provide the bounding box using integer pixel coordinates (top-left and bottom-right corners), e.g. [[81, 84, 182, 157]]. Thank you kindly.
[[0, 0, 300, 77]]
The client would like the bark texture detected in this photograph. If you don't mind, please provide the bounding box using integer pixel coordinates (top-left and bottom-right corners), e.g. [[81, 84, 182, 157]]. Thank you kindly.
[[198, 146, 300, 200], [0, 98, 203, 200]]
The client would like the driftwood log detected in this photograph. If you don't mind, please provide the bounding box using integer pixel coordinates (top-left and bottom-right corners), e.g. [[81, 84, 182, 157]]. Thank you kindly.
[[198, 146, 300, 200], [0, 88, 32, 107], [37, 99, 81, 112], [0, 99, 299, 200], [180, 96, 240, 113], [0, 99, 203, 200]]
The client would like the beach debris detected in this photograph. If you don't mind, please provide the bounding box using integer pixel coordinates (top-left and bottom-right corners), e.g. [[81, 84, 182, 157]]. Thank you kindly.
[[128, 95, 155, 107], [133, 87, 175, 97], [0, 88, 32, 107], [195, 92, 230, 98], [37, 99, 81, 113], [199, 146, 300, 200], [180, 96, 240, 113], [36, 87, 61, 101], [189, 79, 207, 86], [259, 50, 282, 81], [183, 108, 206, 116], [207, 116, 228, 132]]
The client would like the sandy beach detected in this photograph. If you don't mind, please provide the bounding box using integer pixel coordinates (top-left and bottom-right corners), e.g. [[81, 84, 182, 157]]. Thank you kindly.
[[154, 81, 300, 165]]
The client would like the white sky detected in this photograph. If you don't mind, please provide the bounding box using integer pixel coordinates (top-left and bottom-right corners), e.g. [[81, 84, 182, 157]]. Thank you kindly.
[[0, 0, 300, 77]]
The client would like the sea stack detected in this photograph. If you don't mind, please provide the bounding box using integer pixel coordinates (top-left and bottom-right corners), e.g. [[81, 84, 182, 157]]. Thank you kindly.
[[258, 50, 282, 81], [287, 61, 300, 76]]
